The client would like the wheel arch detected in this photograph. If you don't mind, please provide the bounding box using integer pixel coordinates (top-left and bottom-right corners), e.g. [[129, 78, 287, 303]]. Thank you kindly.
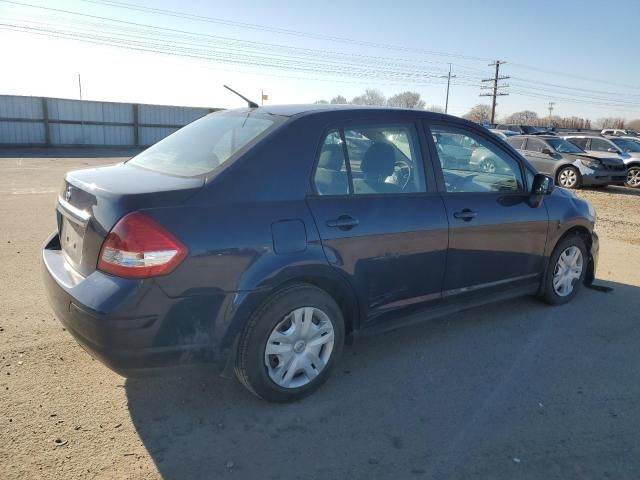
[[541, 225, 594, 294], [220, 267, 361, 352]]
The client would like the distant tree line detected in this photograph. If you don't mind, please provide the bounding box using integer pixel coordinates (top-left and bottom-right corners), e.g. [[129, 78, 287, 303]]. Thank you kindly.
[[316, 94, 639, 130], [315, 89, 443, 111], [461, 104, 640, 131]]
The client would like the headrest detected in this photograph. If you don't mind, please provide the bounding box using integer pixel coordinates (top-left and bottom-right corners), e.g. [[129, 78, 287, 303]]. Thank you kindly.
[[361, 142, 396, 177], [318, 144, 344, 170]]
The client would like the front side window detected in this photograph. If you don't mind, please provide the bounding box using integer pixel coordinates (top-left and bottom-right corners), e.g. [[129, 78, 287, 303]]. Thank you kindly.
[[127, 110, 280, 176], [313, 123, 426, 195], [546, 138, 584, 154], [590, 138, 615, 152], [431, 125, 524, 193]]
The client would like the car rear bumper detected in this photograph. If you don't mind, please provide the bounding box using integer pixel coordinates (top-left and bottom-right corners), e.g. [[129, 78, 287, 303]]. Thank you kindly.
[[41, 232, 230, 377]]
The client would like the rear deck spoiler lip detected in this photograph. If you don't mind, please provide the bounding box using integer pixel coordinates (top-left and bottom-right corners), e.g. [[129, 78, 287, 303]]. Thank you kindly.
[[57, 195, 91, 226]]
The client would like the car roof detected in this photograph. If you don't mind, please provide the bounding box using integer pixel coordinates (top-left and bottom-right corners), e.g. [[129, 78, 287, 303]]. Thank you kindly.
[[561, 134, 605, 138], [231, 104, 454, 119]]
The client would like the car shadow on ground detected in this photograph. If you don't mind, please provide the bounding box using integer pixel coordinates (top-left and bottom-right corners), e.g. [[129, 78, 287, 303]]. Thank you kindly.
[[125, 280, 640, 480], [582, 185, 640, 197]]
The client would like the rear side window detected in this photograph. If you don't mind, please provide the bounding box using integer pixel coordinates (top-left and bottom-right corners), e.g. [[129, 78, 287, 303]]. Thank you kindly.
[[313, 130, 349, 195], [567, 138, 588, 150], [525, 138, 546, 152], [127, 111, 280, 176], [313, 124, 426, 195], [506, 137, 525, 150], [430, 125, 524, 193]]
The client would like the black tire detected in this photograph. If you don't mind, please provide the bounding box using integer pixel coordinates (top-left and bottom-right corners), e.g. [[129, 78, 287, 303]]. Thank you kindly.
[[234, 283, 345, 402], [626, 166, 640, 188], [540, 234, 588, 306], [556, 166, 581, 189]]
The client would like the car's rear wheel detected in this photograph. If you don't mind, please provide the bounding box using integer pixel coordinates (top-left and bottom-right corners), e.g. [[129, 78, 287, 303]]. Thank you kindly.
[[541, 235, 587, 305], [557, 166, 581, 189], [234, 283, 344, 402], [626, 166, 640, 188]]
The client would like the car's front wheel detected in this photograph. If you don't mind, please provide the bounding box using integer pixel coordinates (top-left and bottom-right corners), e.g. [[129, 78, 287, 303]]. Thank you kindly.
[[557, 166, 581, 189], [541, 235, 587, 305], [626, 166, 640, 188], [234, 283, 344, 402]]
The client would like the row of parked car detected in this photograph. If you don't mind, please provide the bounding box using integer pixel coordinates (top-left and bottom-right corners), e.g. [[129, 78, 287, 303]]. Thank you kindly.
[[486, 125, 640, 189]]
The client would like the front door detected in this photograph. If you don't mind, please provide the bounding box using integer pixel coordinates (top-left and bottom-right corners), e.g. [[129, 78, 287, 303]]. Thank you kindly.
[[306, 120, 448, 323], [426, 122, 549, 298], [521, 137, 556, 175]]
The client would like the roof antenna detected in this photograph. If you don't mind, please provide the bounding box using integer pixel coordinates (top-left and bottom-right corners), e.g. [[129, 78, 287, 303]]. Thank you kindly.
[[223, 85, 259, 108]]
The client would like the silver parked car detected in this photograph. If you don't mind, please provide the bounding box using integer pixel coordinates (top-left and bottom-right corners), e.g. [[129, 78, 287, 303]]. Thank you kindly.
[[563, 135, 640, 188]]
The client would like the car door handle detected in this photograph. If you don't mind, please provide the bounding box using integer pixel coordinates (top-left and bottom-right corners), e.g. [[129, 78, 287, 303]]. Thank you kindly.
[[326, 215, 359, 230], [453, 209, 478, 221]]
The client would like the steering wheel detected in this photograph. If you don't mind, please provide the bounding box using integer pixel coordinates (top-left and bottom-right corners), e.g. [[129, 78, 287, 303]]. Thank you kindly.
[[385, 160, 412, 189]]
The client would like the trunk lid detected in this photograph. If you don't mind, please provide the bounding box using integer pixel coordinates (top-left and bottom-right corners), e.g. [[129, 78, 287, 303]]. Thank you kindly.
[[57, 162, 203, 277]]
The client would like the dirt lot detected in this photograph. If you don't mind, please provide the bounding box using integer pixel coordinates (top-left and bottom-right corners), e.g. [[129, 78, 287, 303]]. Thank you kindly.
[[1, 153, 640, 479]]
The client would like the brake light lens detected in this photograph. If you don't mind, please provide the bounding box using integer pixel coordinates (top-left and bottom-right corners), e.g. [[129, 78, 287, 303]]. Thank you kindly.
[[98, 212, 188, 278]]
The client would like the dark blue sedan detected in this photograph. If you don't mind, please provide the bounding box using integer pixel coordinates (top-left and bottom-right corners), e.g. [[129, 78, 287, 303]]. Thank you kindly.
[[42, 105, 598, 402]]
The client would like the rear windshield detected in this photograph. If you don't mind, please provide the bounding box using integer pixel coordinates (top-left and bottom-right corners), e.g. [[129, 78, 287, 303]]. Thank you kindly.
[[127, 110, 281, 176]]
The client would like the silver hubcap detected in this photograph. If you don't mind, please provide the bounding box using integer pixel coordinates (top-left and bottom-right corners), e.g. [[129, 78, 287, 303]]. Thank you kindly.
[[627, 168, 640, 187], [481, 159, 496, 173], [553, 246, 583, 297], [559, 168, 577, 188], [264, 307, 335, 389]]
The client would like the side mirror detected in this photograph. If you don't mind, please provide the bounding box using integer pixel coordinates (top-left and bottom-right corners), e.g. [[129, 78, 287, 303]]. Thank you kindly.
[[607, 147, 620, 154], [541, 148, 553, 155], [530, 173, 554, 207]]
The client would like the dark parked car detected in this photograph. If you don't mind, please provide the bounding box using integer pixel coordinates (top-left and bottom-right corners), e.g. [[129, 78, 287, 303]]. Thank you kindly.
[[506, 135, 627, 189], [42, 105, 598, 402], [496, 124, 554, 135]]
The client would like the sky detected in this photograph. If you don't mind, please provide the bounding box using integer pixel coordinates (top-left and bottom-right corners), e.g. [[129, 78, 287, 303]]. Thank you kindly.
[[0, 0, 639, 120]]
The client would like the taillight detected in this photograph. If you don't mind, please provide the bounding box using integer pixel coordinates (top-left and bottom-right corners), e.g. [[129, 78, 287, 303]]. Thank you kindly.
[[97, 212, 188, 278]]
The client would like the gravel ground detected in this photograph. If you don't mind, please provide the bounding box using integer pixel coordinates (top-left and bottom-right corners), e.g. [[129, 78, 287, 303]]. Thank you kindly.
[[1, 156, 639, 480]]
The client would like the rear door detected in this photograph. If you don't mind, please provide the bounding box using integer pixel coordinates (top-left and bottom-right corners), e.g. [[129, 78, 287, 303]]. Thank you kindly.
[[426, 121, 549, 298], [306, 118, 448, 323]]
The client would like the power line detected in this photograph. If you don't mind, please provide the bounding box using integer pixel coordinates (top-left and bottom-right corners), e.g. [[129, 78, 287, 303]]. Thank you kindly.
[[2, 0, 495, 63], [480, 60, 509, 123]]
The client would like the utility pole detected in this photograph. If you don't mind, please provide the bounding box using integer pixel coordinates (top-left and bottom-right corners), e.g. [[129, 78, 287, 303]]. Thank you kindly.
[[440, 63, 456, 114], [78, 74, 83, 100], [548, 101, 555, 126], [480, 60, 509, 124]]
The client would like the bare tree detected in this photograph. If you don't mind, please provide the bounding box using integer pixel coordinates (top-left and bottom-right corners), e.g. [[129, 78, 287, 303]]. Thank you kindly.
[[425, 105, 444, 113], [462, 104, 492, 123], [594, 117, 626, 129], [503, 110, 539, 125], [627, 119, 640, 131], [387, 91, 426, 109], [548, 116, 592, 129], [330, 95, 347, 104], [351, 89, 386, 106], [313, 99, 329, 104]]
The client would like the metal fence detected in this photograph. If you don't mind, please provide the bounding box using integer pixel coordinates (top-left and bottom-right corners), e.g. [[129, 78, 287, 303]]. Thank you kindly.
[[0, 95, 220, 147]]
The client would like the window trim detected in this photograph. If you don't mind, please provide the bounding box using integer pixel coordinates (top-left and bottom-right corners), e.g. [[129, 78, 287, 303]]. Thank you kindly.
[[308, 119, 432, 197], [424, 120, 529, 195]]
